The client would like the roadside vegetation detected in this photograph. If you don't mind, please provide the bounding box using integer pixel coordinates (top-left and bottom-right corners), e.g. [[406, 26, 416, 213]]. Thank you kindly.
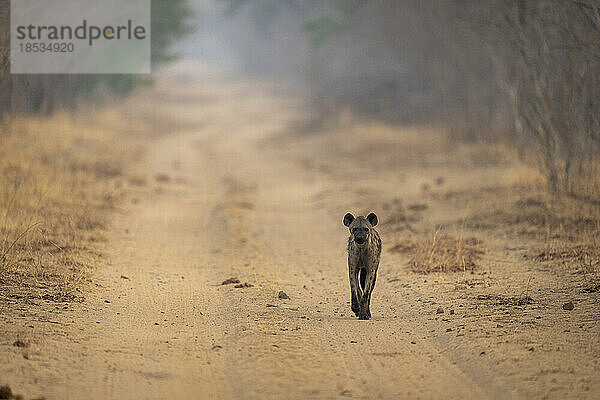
[[0, 1, 192, 301], [0, 112, 129, 302]]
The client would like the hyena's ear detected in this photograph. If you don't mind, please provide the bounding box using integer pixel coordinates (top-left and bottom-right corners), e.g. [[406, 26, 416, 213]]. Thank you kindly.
[[343, 213, 355, 227], [367, 212, 378, 227]]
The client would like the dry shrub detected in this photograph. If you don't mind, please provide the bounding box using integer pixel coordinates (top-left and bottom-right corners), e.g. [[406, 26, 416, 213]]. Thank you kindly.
[[0, 111, 133, 301], [407, 230, 483, 274]]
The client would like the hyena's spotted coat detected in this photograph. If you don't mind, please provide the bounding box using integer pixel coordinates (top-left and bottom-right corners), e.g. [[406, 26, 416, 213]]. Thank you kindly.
[[343, 212, 382, 320]]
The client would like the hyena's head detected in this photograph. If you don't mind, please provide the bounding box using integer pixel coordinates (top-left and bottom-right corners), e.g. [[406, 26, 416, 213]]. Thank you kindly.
[[343, 212, 378, 245]]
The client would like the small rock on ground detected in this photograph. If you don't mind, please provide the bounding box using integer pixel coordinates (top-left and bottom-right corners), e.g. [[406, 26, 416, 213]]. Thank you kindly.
[[278, 291, 290, 300], [562, 301, 574, 311]]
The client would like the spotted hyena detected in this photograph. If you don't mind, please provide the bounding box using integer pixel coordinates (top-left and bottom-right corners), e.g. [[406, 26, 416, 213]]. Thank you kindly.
[[343, 212, 382, 320]]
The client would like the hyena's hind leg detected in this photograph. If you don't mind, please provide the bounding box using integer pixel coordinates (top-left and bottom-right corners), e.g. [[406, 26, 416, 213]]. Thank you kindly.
[[349, 267, 361, 317]]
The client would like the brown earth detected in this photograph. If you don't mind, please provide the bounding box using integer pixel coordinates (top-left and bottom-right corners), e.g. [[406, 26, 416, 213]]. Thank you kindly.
[[1, 61, 599, 399]]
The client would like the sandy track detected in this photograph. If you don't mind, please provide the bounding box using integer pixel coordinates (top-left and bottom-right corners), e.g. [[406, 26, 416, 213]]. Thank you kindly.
[[78, 68, 492, 399], [3, 63, 559, 399]]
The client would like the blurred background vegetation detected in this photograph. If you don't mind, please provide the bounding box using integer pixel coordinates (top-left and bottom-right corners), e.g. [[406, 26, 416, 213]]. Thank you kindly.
[[2, 0, 600, 200], [210, 0, 600, 200], [0, 0, 193, 114]]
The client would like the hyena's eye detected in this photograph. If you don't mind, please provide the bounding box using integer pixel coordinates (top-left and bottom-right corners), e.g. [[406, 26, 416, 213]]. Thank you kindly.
[[352, 228, 357, 232]]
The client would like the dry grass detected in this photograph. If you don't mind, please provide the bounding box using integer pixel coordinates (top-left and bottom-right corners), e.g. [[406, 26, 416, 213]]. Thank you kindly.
[[534, 198, 600, 291], [408, 230, 483, 274], [389, 228, 483, 274], [0, 111, 134, 302], [442, 173, 600, 282]]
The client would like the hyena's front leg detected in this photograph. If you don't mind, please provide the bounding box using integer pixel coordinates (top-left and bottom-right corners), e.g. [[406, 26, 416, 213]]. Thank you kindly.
[[358, 266, 378, 320], [349, 265, 360, 317]]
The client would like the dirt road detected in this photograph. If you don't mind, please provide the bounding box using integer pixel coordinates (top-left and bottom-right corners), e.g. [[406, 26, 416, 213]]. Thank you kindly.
[[2, 62, 598, 399]]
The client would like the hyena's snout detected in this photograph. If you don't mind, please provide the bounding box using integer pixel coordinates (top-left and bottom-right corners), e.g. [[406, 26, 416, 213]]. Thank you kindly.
[[352, 227, 369, 244]]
